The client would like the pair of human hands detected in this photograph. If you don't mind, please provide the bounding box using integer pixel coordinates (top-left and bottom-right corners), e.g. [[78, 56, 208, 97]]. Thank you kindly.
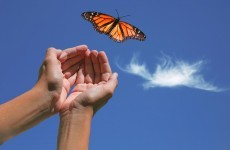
[[36, 45, 118, 115]]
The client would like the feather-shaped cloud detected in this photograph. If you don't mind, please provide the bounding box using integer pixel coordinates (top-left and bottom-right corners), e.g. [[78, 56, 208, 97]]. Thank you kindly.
[[118, 54, 223, 92]]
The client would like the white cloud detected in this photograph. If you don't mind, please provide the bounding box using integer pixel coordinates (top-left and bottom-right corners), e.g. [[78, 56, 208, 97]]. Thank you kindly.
[[118, 54, 223, 92]]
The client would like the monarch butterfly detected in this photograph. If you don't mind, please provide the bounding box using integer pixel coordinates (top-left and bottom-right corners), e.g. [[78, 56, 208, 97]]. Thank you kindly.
[[81, 11, 146, 42]]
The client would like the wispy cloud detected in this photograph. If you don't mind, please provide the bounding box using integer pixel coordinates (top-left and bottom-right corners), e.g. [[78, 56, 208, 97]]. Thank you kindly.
[[117, 54, 224, 92]]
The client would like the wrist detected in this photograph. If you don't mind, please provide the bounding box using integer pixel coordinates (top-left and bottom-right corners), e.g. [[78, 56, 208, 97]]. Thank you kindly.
[[58, 105, 93, 150], [60, 104, 94, 119], [32, 84, 59, 114]]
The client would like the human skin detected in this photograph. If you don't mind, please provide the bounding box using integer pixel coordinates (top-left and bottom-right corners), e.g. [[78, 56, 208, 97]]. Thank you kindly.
[[57, 50, 118, 150], [0, 45, 88, 144], [0, 45, 118, 149]]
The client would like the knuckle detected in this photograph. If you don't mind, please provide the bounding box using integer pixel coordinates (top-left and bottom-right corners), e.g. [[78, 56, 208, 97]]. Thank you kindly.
[[47, 47, 55, 52], [44, 56, 53, 64]]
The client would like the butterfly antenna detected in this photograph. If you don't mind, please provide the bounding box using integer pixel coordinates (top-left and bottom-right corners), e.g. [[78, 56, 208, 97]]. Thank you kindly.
[[115, 9, 120, 17], [120, 14, 131, 19], [115, 9, 130, 19]]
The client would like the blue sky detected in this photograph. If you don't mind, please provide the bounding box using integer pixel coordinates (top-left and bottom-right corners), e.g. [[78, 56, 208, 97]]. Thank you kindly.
[[0, 0, 230, 150]]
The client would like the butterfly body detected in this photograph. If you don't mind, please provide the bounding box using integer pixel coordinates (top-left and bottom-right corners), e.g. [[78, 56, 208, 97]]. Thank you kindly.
[[82, 11, 146, 42]]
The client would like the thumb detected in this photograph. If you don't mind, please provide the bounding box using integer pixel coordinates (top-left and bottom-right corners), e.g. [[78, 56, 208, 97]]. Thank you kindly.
[[38, 47, 60, 79], [105, 72, 118, 92], [43, 47, 63, 90]]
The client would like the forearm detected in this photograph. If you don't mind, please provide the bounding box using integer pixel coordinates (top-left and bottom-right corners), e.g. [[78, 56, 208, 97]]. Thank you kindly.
[[0, 87, 55, 143], [57, 107, 93, 150]]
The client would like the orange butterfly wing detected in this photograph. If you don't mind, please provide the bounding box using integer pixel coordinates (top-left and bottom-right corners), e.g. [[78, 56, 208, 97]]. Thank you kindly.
[[82, 11, 146, 42], [109, 21, 146, 42], [82, 12, 115, 33]]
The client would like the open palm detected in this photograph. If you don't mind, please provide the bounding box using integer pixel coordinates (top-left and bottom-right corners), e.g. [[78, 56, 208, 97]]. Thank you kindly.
[[60, 50, 118, 114]]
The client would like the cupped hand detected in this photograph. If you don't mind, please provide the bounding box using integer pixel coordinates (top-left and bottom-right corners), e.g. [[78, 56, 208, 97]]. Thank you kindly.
[[60, 50, 118, 115], [36, 45, 88, 112]]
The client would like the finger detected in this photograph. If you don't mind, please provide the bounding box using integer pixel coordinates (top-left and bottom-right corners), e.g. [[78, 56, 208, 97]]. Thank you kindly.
[[42, 47, 63, 89], [45, 47, 62, 73], [61, 55, 84, 71], [63, 62, 81, 79], [46, 47, 59, 61], [104, 72, 118, 93], [75, 63, 85, 85], [98, 51, 112, 82], [90, 50, 101, 84], [56, 49, 62, 58], [59, 45, 88, 63], [84, 50, 94, 84], [45, 48, 62, 67], [67, 72, 77, 87], [39, 48, 61, 79]]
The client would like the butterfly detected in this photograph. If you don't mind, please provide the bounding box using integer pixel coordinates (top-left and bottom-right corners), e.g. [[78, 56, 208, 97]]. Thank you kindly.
[[81, 11, 146, 42]]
